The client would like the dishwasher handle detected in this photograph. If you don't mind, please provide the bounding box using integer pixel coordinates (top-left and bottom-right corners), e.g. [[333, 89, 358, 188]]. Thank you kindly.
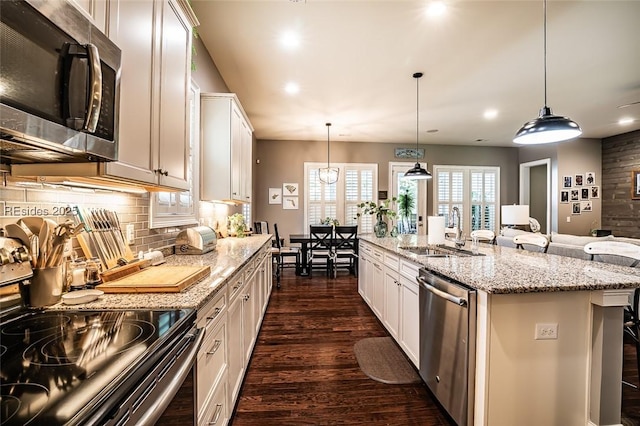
[[417, 276, 468, 307]]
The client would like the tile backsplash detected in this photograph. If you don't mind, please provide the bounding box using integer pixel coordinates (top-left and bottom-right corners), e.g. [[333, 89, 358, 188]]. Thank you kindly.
[[1, 182, 186, 257]]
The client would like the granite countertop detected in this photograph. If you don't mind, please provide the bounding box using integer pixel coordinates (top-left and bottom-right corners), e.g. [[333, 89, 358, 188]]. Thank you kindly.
[[49, 234, 272, 311], [360, 234, 640, 294]]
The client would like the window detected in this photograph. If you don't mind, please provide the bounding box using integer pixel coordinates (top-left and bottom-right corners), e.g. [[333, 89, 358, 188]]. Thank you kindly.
[[433, 166, 499, 234], [304, 163, 377, 232]]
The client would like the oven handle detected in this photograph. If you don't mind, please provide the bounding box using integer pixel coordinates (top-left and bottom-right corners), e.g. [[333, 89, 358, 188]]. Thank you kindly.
[[417, 276, 467, 307], [135, 326, 205, 426]]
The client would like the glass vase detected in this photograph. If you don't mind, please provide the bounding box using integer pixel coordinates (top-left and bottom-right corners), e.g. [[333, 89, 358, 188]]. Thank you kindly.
[[374, 216, 388, 238]]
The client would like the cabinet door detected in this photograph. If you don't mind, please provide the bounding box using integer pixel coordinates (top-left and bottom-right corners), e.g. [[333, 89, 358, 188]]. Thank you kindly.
[[227, 289, 244, 403], [230, 102, 244, 202], [383, 266, 400, 339], [71, 0, 110, 34], [371, 260, 384, 320], [241, 118, 253, 203], [157, 0, 191, 190], [399, 274, 420, 367], [243, 270, 257, 364], [106, 0, 156, 185]]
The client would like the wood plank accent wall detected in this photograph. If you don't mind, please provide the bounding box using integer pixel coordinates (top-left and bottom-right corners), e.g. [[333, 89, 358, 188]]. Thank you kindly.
[[601, 129, 640, 238]]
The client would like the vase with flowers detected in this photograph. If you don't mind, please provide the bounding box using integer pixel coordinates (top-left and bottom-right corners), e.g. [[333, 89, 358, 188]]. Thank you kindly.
[[228, 213, 247, 238], [357, 198, 397, 238]]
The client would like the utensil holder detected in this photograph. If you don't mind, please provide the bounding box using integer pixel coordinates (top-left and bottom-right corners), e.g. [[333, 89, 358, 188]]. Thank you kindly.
[[28, 265, 65, 307]]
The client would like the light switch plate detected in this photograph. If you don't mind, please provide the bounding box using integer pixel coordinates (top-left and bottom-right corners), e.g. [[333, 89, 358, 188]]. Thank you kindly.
[[535, 323, 558, 340], [126, 224, 135, 245]]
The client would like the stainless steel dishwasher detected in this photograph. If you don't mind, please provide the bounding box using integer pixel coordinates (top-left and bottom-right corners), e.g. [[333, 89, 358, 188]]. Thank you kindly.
[[417, 268, 476, 426]]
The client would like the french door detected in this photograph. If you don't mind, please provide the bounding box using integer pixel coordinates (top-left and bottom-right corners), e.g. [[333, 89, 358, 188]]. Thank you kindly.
[[389, 162, 427, 235]]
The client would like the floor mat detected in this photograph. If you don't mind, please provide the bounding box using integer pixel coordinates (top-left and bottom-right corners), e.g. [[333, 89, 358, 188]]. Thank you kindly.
[[354, 336, 422, 385]]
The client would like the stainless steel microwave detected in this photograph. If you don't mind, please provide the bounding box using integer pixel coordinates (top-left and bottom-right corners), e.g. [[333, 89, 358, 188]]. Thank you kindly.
[[0, 0, 121, 164]]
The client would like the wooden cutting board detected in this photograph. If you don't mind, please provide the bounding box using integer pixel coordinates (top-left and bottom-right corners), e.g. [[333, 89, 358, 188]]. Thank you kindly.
[[96, 265, 210, 293]]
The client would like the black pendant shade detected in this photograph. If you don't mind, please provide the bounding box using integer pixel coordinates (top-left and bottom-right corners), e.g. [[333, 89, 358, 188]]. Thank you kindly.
[[404, 72, 431, 180]]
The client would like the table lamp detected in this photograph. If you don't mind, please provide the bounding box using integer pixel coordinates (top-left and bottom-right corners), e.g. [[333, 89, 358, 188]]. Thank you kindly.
[[501, 205, 530, 229]]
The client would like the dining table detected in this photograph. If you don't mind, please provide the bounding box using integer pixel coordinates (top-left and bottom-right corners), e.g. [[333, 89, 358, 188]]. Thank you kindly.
[[289, 234, 359, 276]]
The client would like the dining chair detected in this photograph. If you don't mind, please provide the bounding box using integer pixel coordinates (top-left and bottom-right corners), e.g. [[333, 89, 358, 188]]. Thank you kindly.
[[272, 223, 300, 287], [254, 221, 269, 234], [513, 233, 549, 253], [308, 225, 335, 278], [584, 241, 640, 388], [333, 225, 358, 278], [470, 229, 495, 244]]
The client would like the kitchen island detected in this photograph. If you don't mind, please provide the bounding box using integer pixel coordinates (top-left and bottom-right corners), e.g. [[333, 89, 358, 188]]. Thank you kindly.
[[359, 234, 640, 426]]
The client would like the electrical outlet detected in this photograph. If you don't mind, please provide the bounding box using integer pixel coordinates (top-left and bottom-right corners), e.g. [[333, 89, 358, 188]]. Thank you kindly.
[[566, 216, 571, 223], [126, 223, 135, 245], [535, 323, 558, 340]]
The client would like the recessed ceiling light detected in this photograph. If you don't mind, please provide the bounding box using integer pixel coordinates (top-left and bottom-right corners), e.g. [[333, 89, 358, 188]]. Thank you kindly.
[[618, 117, 635, 125], [280, 31, 300, 50], [426, 1, 447, 18], [483, 109, 498, 120], [284, 82, 299, 95]]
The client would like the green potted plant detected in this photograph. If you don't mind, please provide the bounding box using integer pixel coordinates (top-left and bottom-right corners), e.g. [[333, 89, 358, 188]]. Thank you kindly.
[[356, 198, 397, 237], [397, 189, 415, 234]]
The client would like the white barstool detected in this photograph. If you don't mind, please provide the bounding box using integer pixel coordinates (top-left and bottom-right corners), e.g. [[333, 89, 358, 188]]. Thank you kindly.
[[513, 233, 549, 252]]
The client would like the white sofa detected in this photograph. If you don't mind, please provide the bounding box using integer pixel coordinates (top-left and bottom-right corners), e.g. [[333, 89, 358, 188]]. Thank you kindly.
[[496, 228, 640, 267]]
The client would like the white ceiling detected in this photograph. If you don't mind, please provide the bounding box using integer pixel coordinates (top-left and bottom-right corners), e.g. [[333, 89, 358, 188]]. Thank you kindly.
[[191, 0, 640, 147]]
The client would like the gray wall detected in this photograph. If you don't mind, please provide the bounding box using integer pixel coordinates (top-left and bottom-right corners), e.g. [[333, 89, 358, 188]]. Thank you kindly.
[[254, 140, 519, 238], [530, 164, 548, 232]]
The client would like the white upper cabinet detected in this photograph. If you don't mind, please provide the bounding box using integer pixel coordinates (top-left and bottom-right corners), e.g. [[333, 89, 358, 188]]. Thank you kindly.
[[68, 0, 110, 33], [103, 0, 198, 191], [201, 94, 254, 203]]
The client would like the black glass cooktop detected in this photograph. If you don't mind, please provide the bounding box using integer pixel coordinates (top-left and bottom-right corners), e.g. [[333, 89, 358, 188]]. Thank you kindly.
[[0, 308, 194, 425]]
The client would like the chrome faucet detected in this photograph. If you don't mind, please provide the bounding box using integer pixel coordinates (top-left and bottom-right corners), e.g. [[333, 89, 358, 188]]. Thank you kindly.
[[450, 207, 465, 248]]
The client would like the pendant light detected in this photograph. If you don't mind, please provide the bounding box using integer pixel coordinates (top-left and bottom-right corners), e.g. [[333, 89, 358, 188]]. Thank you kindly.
[[513, 0, 582, 145], [318, 122, 339, 184], [404, 72, 432, 180]]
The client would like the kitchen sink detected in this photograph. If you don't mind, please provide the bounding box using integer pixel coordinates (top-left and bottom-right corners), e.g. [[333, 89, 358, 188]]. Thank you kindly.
[[399, 245, 485, 257]]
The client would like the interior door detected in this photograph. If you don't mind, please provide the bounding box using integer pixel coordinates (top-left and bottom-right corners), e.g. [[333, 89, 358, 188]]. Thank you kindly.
[[390, 162, 427, 235]]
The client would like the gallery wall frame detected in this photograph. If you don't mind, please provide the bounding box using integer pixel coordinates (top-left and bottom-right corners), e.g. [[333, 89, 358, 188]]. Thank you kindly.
[[633, 170, 640, 200]]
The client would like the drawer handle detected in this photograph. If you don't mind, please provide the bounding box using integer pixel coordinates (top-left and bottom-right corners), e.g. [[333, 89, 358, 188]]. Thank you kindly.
[[206, 307, 222, 322], [207, 339, 222, 356], [208, 403, 223, 425]]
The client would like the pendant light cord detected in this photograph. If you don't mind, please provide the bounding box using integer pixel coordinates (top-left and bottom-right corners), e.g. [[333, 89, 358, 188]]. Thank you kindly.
[[326, 122, 331, 167], [543, 0, 547, 107], [413, 72, 423, 161]]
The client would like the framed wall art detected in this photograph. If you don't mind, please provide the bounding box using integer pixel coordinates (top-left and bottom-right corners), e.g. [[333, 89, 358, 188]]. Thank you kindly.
[[563, 176, 572, 188], [590, 186, 599, 199], [560, 190, 569, 203], [574, 174, 584, 186], [283, 183, 299, 196], [269, 188, 282, 204], [633, 170, 640, 200], [283, 196, 299, 210]]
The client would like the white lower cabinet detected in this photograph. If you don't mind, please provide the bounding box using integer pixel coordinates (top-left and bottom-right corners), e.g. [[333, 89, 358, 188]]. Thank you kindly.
[[358, 241, 420, 369], [196, 290, 227, 425], [399, 260, 420, 368], [227, 275, 245, 406], [383, 253, 400, 340], [210, 245, 272, 424]]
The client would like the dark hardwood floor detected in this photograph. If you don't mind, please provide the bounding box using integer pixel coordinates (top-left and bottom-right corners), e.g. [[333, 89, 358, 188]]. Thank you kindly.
[[230, 270, 455, 425], [229, 269, 640, 426]]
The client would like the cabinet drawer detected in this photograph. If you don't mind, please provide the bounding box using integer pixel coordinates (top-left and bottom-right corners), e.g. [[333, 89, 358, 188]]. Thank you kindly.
[[197, 321, 226, 416], [199, 371, 227, 426], [227, 275, 244, 304], [372, 248, 384, 263], [399, 259, 420, 280], [360, 241, 372, 256], [197, 289, 226, 328], [384, 252, 399, 269]]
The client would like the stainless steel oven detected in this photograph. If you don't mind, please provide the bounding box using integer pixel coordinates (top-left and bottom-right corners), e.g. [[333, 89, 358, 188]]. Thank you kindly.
[[0, 0, 121, 164], [0, 308, 203, 425], [417, 268, 476, 426]]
